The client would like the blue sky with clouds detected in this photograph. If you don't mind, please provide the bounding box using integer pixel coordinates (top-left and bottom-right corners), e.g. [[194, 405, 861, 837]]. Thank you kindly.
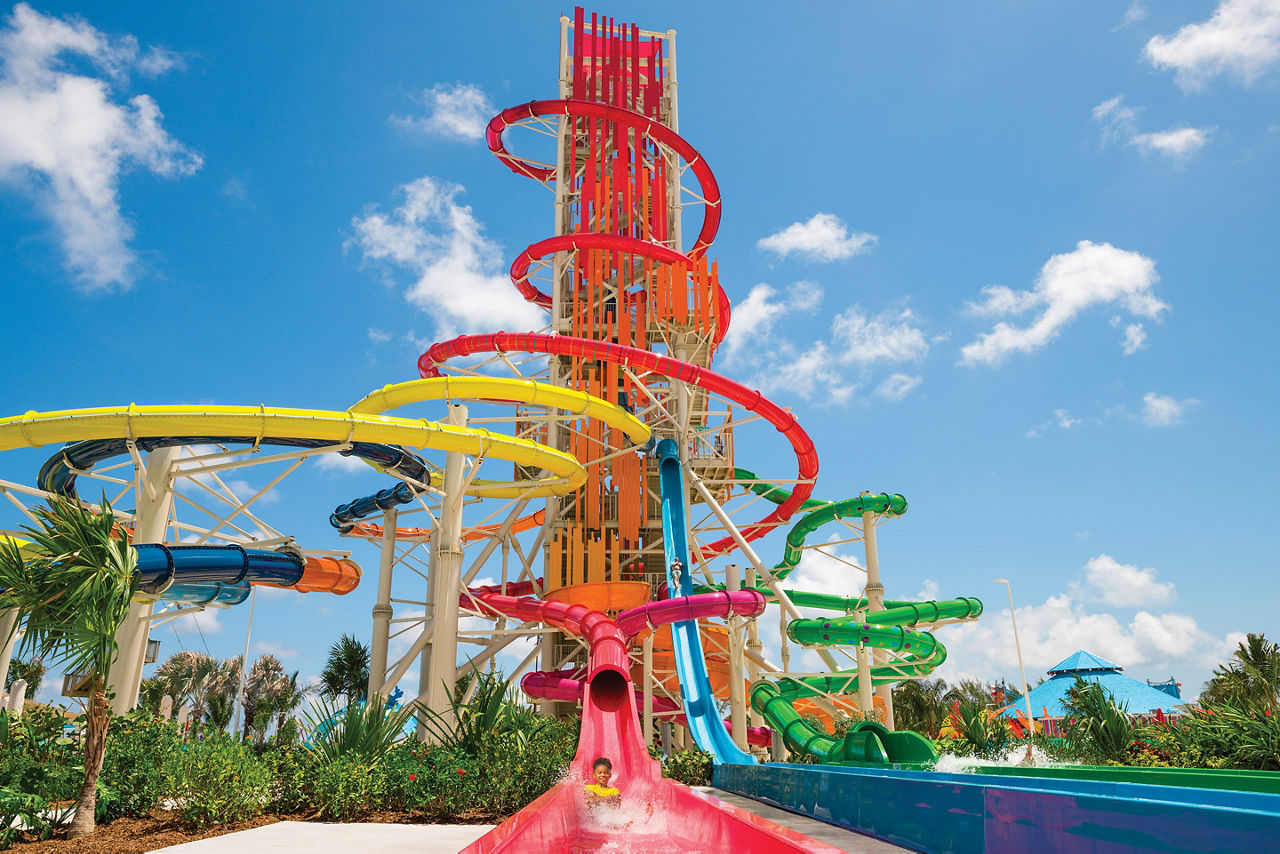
[[0, 1, 1277, 709]]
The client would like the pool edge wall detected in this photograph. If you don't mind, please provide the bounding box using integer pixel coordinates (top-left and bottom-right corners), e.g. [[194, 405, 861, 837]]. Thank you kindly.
[[713, 762, 1280, 853]]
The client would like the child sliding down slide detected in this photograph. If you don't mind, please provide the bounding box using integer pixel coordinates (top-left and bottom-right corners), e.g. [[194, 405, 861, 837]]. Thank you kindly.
[[584, 757, 621, 807]]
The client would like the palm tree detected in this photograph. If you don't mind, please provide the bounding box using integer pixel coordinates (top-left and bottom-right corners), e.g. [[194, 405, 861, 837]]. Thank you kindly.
[[205, 693, 235, 731], [273, 671, 313, 739], [153, 651, 226, 722], [892, 678, 950, 737], [1202, 633, 1280, 712], [5, 657, 45, 700], [243, 654, 287, 743], [945, 678, 997, 708], [319, 634, 369, 705], [0, 497, 137, 839]]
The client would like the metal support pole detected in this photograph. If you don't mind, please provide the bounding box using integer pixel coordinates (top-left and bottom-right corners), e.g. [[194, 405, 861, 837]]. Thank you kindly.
[[422, 404, 468, 740], [111, 446, 178, 714], [687, 471, 840, 671], [367, 505, 397, 698], [863, 496, 892, 727], [231, 586, 257, 735], [997, 578, 1036, 745]]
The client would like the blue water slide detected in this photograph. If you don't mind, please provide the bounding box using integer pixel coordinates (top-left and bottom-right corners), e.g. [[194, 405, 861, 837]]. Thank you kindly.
[[133, 543, 303, 606], [655, 438, 754, 765], [39, 437, 431, 500]]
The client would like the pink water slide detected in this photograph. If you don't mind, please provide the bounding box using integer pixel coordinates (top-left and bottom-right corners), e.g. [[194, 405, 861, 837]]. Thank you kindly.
[[519, 590, 774, 749], [461, 590, 841, 852]]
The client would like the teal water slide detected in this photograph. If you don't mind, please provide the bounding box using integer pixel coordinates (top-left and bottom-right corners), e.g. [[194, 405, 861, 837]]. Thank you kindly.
[[655, 439, 755, 764]]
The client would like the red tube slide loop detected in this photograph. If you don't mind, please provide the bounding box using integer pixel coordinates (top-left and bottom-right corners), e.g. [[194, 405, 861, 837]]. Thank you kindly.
[[419, 332, 819, 557], [488, 99, 722, 258]]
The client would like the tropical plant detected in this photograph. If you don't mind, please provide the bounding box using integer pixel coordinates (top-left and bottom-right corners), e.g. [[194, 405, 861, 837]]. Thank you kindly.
[[417, 669, 546, 754], [303, 695, 414, 765], [271, 671, 312, 738], [893, 678, 950, 737], [152, 651, 234, 723], [1201, 633, 1280, 714], [945, 678, 998, 708], [242, 654, 287, 743], [4, 657, 44, 700], [319, 634, 369, 704], [205, 693, 234, 732], [0, 496, 138, 838], [947, 698, 1011, 758], [1061, 677, 1134, 763]]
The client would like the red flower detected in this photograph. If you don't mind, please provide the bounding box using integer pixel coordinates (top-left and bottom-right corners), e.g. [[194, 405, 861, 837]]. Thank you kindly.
[[457, 769, 466, 776], [408, 774, 417, 782]]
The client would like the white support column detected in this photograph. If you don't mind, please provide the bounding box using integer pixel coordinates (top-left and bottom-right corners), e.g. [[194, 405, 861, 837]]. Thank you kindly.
[[0, 608, 19, 704], [862, 495, 892, 728], [422, 404, 468, 739], [642, 633, 654, 743], [744, 567, 764, 731], [726, 563, 747, 749], [111, 446, 178, 715], [368, 506, 398, 698]]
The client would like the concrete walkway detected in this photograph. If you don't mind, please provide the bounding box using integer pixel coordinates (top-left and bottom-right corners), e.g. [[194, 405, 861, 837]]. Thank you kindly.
[[695, 787, 910, 853], [151, 821, 495, 852], [152, 790, 907, 853]]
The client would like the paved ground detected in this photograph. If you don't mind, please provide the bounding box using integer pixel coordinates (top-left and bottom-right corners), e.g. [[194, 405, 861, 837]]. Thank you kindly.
[[696, 787, 909, 853], [151, 790, 906, 853], [151, 821, 496, 852]]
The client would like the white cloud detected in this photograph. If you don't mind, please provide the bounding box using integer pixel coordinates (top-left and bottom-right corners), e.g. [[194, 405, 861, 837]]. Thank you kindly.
[[221, 176, 247, 201], [0, 3, 200, 289], [1092, 96, 1212, 164], [832, 307, 929, 364], [170, 608, 222, 636], [1145, 0, 1280, 90], [1132, 127, 1213, 161], [1118, 2, 1148, 30], [392, 82, 493, 141], [314, 453, 370, 474], [1025, 408, 1082, 439], [721, 282, 822, 362], [351, 176, 545, 338], [367, 327, 392, 344], [254, 640, 298, 659], [960, 241, 1165, 367], [1120, 320, 1148, 354], [757, 213, 877, 262], [876, 373, 921, 401], [1073, 554, 1176, 607], [936, 572, 1239, 699], [915, 579, 941, 601], [1093, 95, 1141, 146], [1142, 391, 1198, 426]]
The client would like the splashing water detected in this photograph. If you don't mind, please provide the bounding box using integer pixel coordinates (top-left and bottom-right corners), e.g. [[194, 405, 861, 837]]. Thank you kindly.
[[932, 743, 1062, 774]]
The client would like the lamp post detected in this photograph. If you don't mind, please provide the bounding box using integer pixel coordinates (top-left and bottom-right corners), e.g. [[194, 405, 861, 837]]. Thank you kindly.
[[995, 578, 1036, 764]]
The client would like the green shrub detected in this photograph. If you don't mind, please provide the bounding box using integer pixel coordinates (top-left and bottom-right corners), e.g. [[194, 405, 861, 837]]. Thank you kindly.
[[662, 749, 712, 786], [947, 700, 1010, 759], [262, 744, 312, 814], [1145, 704, 1280, 770], [0, 708, 80, 805], [311, 757, 386, 821], [168, 733, 270, 828], [0, 785, 53, 849], [96, 714, 182, 822]]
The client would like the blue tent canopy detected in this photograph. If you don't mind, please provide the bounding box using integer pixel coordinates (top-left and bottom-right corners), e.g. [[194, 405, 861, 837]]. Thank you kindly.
[[1003, 649, 1188, 719]]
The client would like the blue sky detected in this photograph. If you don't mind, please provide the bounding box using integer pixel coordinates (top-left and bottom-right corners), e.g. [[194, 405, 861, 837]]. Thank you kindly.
[[0, 1, 1277, 710]]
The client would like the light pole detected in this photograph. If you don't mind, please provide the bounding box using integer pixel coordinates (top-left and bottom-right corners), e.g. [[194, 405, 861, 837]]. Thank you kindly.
[[995, 578, 1036, 763]]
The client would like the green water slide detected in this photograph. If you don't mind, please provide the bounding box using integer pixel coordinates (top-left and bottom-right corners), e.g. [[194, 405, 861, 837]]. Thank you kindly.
[[727, 470, 983, 765]]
